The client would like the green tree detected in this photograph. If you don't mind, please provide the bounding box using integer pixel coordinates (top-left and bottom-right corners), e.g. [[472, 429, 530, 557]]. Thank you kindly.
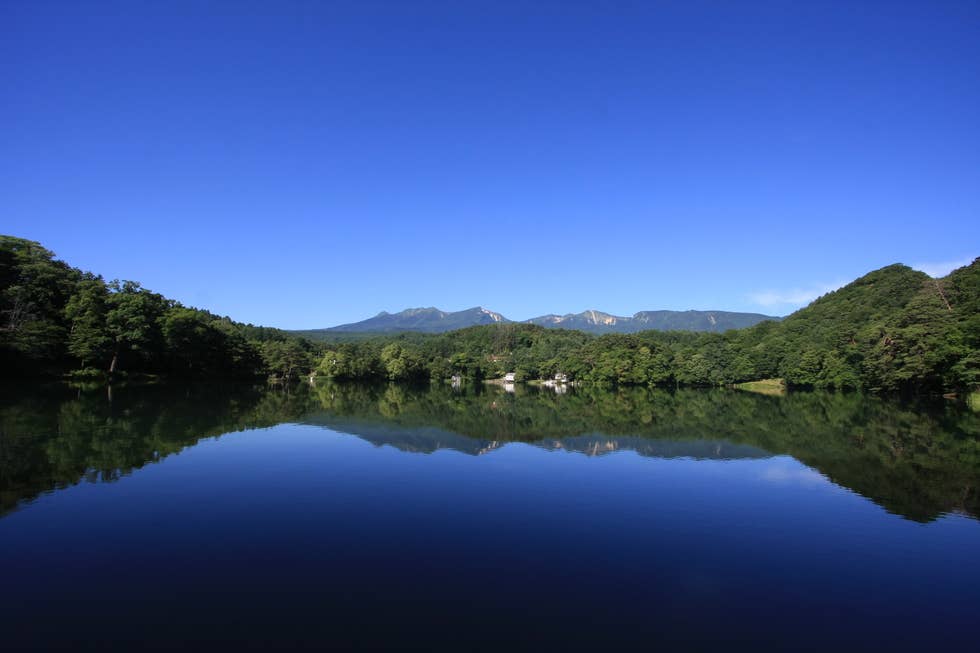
[[103, 281, 168, 374], [262, 339, 312, 380], [65, 276, 111, 369], [380, 342, 425, 381], [0, 236, 78, 372]]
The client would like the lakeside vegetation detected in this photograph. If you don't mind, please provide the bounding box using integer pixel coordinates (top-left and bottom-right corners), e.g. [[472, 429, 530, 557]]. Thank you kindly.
[[1, 236, 321, 381], [314, 260, 979, 394], [2, 234, 977, 395], [735, 378, 786, 395]]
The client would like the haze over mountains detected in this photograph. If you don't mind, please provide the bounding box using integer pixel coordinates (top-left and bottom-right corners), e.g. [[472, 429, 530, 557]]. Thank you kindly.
[[311, 306, 781, 335]]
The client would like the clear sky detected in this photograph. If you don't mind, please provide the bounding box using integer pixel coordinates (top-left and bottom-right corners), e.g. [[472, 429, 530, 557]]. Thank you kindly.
[[2, 1, 977, 329]]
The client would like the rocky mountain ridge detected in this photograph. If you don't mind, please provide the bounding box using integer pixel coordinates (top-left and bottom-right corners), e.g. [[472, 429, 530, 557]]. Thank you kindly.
[[316, 306, 781, 334]]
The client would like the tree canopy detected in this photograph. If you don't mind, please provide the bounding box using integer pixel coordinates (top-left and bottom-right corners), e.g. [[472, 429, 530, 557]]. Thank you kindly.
[[313, 260, 980, 394], [1, 235, 319, 380], [2, 234, 976, 394]]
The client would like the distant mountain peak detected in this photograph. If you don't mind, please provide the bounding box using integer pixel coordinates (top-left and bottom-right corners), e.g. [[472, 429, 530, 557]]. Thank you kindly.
[[527, 309, 779, 334], [583, 309, 619, 325], [316, 305, 780, 334], [322, 306, 512, 333], [477, 307, 505, 322]]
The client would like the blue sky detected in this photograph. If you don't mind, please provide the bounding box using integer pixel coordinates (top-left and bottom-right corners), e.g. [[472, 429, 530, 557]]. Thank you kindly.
[[2, 1, 977, 329]]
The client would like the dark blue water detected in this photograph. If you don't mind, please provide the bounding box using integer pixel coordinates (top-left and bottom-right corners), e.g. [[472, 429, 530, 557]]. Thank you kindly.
[[2, 383, 978, 651]]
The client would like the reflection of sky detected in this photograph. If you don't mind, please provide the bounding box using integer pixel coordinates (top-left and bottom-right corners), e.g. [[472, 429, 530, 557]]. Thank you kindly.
[[759, 456, 828, 487], [2, 424, 979, 650]]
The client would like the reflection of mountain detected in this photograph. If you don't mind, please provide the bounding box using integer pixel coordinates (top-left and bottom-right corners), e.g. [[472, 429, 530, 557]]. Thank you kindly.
[[303, 414, 771, 459], [2, 382, 978, 523], [307, 383, 980, 523]]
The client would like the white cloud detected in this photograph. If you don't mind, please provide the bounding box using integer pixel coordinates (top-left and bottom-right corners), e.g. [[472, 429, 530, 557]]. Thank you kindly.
[[748, 282, 844, 308], [747, 258, 975, 309], [760, 461, 826, 487], [912, 259, 972, 278]]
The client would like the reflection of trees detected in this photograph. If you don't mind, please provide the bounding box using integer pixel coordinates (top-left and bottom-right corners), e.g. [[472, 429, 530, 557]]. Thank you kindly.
[[2, 382, 978, 523], [310, 382, 980, 523], [0, 383, 321, 516]]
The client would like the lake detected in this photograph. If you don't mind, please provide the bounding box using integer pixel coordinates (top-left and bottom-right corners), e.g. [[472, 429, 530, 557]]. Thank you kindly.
[[2, 382, 978, 651]]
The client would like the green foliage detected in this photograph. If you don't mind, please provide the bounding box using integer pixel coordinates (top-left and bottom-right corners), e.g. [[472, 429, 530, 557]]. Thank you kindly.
[[261, 339, 316, 381], [379, 342, 427, 381], [65, 276, 111, 367], [1, 234, 318, 380], [311, 260, 980, 395], [1, 236, 79, 373], [162, 308, 265, 378], [3, 233, 977, 394], [103, 280, 169, 372]]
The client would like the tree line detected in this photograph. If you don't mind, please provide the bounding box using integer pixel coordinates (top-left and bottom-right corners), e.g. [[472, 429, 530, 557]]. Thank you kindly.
[[3, 234, 976, 393], [314, 261, 979, 394], [1, 235, 320, 380]]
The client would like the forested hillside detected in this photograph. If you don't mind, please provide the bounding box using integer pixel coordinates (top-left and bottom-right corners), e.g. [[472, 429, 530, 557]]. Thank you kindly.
[[0, 236, 320, 380], [315, 260, 979, 393], [3, 234, 976, 393]]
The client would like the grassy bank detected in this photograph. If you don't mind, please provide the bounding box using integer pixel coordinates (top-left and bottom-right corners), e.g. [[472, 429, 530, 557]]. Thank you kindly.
[[734, 378, 786, 396]]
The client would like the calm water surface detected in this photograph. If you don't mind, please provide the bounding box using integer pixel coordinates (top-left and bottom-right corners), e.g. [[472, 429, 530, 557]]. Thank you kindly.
[[2, 383, 978, 651]]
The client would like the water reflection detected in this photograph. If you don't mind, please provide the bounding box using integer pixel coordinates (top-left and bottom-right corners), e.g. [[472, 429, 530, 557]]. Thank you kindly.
[[1, 381, 978, 522]]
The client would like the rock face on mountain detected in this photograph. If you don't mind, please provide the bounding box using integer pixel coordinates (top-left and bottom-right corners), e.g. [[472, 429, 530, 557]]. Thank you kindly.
[[318, 306, 779, 334], [526, 310, 780, 334], [325, 307, 508, 333]]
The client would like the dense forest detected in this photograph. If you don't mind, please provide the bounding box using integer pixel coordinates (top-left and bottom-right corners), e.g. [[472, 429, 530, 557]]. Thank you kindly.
[[314, 260, 979, 394], [0, 235, 321, 380], [2, 234, 977, 394]]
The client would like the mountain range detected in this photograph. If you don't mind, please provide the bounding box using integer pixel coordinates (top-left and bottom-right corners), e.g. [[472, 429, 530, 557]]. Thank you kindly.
[[526, 309, 780, 333], [304, 306, 781, 335]]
